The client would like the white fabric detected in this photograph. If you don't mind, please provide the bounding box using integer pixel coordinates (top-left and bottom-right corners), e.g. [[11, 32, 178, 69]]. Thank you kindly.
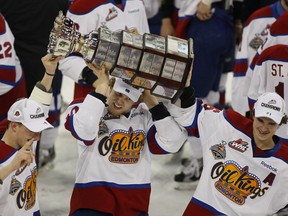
[[7, 98, 53, 133], [113, 78, 143, 102], [142, 0, 161, 19], [254, 92, 285, 124]]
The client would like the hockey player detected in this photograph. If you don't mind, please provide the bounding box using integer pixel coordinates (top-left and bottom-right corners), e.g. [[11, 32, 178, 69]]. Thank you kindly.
[[173, 0, 243, 188], [232, 0, 288, 116], [0, 54, 62, 216], [247, 44, 288, 140], [168, 73, 288, 215], [242, 10, 288, 103], [59, 0, 150, 99], [63, 62, 188, 215], [0, 14, 27, 139]]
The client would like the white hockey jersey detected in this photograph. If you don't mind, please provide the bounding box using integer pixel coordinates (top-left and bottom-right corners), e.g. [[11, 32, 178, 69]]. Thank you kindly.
[[168, 100, 288, 215], [256, 10, 288, 58], [0, 142, 39, 216], [242, 9, 288, 111], [0, 14, 23, 96], [247, 44, 288, 140], [64, 93, 187, 215], [59, 0, 150, 98], [0, 14, 26, 137], [232, 1, 286, 115]]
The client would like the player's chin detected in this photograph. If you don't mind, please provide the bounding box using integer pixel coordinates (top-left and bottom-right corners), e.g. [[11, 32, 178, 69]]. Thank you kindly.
[[108, 107, 122, 117]]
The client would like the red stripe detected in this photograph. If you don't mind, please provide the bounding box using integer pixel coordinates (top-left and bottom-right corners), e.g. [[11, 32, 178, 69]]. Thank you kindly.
[[225, 110, 253, 137], [147, 126, 167, 154], [257, 44, 288, 64], [175, 18, 191, 39], [275, 142, 288, 162], [270, 11, 288, 36], [69, 185, 150, 215], [183, 201, 218, 216], [244, 5, 273, 27], [0, 67, 16, 83], [0, 15, 6, 34], [73, 83, 94, 99], [0, 141, 16, 162], [233, 61, 248, 75], [69, 0, 108, 15], [0, 75, 26, 119]]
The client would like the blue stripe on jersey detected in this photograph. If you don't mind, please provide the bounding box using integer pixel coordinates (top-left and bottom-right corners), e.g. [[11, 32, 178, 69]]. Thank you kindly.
[[184, 98, 202, 138], [75, 181, 151, 189], [191, 197, 225, 215]]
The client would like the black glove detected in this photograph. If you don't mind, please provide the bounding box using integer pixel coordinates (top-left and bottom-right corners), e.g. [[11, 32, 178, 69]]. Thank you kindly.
[[79, 66, 98, 85]]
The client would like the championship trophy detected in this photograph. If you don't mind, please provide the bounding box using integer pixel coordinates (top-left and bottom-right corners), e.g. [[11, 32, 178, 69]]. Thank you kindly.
[[48, 11, 194, 103]]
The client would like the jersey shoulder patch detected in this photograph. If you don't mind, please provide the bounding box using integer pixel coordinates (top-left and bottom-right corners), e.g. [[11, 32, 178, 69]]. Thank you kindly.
[[69, 0, 109, 15]]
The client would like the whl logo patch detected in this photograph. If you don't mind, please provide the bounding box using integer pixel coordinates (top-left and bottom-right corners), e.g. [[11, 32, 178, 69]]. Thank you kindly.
[[228, 139, 248, 153]]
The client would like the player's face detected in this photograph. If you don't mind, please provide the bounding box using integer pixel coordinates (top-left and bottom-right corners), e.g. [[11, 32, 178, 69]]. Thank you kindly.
[[107, 90, 135, 116], [14, 123, 40, 148], [253, 117, 279, 143]]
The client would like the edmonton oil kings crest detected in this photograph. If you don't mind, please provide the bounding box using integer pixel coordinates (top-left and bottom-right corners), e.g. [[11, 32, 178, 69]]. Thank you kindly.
[[9, 167, 38, 210], [211, 160, 269, 205], [98, 127, 145, 164]]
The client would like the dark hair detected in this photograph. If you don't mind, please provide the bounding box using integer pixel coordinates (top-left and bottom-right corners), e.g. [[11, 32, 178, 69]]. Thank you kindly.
[[252, 109, 288, 125]]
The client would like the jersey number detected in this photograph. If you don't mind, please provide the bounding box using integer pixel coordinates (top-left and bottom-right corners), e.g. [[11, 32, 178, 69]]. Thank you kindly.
[[0, 41, 12, 59]]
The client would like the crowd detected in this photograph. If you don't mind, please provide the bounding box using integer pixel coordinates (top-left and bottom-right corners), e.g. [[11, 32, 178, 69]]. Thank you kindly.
[[0, 0, 288, 215]]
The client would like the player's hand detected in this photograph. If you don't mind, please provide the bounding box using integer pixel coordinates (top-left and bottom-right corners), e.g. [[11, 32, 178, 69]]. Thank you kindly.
[[10, 139, 35, 171], [42, 53, 63, 76], [196, 1, 213, 21], [142, 89, 159, 109], [160, 18, 175, 37], [86, 62, 110, 96]]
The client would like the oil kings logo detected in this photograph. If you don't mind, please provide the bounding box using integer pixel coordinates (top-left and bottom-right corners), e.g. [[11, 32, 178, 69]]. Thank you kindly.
[[211, 160, 269, 205], [98, 127, 145, 164], [12, 167, 38, 210]]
